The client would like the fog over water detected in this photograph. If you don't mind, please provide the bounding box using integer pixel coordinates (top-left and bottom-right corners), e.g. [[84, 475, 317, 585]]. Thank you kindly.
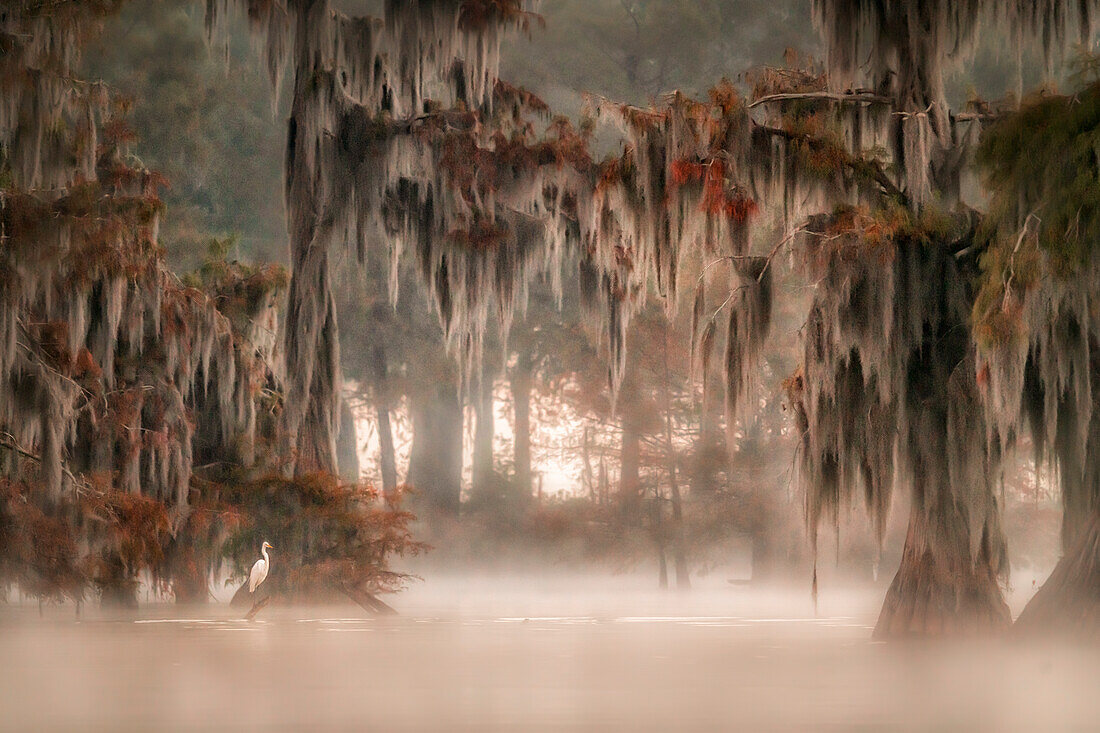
[[6, 1, 1100, 731], [3, 572, 1097, 732]]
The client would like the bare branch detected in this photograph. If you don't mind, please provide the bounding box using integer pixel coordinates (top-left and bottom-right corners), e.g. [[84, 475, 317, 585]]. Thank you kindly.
[[747, 91, 891, 109]]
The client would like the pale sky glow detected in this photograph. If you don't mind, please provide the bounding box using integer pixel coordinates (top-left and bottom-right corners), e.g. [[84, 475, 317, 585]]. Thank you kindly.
[[350, 380, 612, 499]]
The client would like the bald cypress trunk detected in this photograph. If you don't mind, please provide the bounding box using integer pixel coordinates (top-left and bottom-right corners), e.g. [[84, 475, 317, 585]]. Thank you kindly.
[[282, 217, 341, 475], [1016, 357, 1100, 635], [876, 503, 1011, 637], [882, 271, 1011, 637], [796, 229, 1012, 637], [1015, 511, 1100, 635], [280, 3, 342, 475]]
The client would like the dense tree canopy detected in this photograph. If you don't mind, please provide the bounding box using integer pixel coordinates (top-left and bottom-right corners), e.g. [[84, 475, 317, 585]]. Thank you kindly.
[[0, 0, 419, 609], [5, 0, 1100, 638], [201, 0, 1100, 636]]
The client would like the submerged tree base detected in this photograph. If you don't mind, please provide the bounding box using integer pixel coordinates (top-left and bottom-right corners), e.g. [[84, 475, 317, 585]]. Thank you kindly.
[[1015, 514, 1100, 637], [229, 581, 398, 619], [874, 510, 1011, 638]]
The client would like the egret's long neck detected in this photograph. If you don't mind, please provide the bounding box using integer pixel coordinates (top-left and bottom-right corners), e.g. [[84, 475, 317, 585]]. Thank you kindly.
[[262, 546, 269, 564]]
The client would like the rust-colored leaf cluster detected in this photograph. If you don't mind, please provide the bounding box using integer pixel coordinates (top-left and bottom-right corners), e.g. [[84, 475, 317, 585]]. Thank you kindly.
[[670, 157, 758, 223], [209, 470, 427, 600], [0, 479, 82, 602], [459, 0, 543, 35], [81, 485, 172, 580]]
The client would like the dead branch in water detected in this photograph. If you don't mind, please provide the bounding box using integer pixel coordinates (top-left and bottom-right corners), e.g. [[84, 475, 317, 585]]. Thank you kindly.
[[340, 583, 399, 616], [245, 596, 271, 621]]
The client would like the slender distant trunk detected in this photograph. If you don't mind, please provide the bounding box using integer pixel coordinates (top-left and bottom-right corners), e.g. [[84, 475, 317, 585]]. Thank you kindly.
[[598, 456, 609, 505], [652, 489, 668, 589], [581, 425, 595, 501], [662, 330, 689, 589], [693, 262, 727, 496], [620, 418, 641, 516], [369, 344, 397, 502], [376, 405, 397, 501], [691, 404, 724, 495], [407, 381, 463, 514], [510, 353, 533, 499], [668, 466, 690, 590], [335, 398, 359, 483], [472, 360, 496, 502]]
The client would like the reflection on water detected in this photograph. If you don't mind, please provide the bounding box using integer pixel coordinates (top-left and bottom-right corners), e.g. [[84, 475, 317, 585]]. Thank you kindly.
[[1, 576, 1097, 731]]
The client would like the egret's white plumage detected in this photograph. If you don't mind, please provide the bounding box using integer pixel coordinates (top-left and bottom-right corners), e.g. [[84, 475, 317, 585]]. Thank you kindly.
[[249, 541, 272, 593]]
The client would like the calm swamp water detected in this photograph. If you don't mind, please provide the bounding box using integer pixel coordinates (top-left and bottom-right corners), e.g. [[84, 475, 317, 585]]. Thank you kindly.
[[1, 574, 1097, 732]]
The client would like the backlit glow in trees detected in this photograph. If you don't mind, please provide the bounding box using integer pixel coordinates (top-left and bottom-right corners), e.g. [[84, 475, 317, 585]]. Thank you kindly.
[[212, 0, 1100, 635]]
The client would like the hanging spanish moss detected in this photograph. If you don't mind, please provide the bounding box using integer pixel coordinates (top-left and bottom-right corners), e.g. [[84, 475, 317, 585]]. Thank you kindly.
[[213, 0, 903, 459], [207, 0, 1100, 635], [812, 0, 1096, 204], [206, 0, 570, 472], [771, 0, 1100, 636], [0, 2, 283, 603], [791, 206, 1011, 635], [974, 80, 1100, 635]]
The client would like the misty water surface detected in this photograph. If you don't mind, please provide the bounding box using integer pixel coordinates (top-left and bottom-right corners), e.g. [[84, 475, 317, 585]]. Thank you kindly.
[[2, 574, 1097, 732]]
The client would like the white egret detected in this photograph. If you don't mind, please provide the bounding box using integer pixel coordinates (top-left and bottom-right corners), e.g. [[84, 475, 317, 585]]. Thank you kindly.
[[248, 541, 273, 593]]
